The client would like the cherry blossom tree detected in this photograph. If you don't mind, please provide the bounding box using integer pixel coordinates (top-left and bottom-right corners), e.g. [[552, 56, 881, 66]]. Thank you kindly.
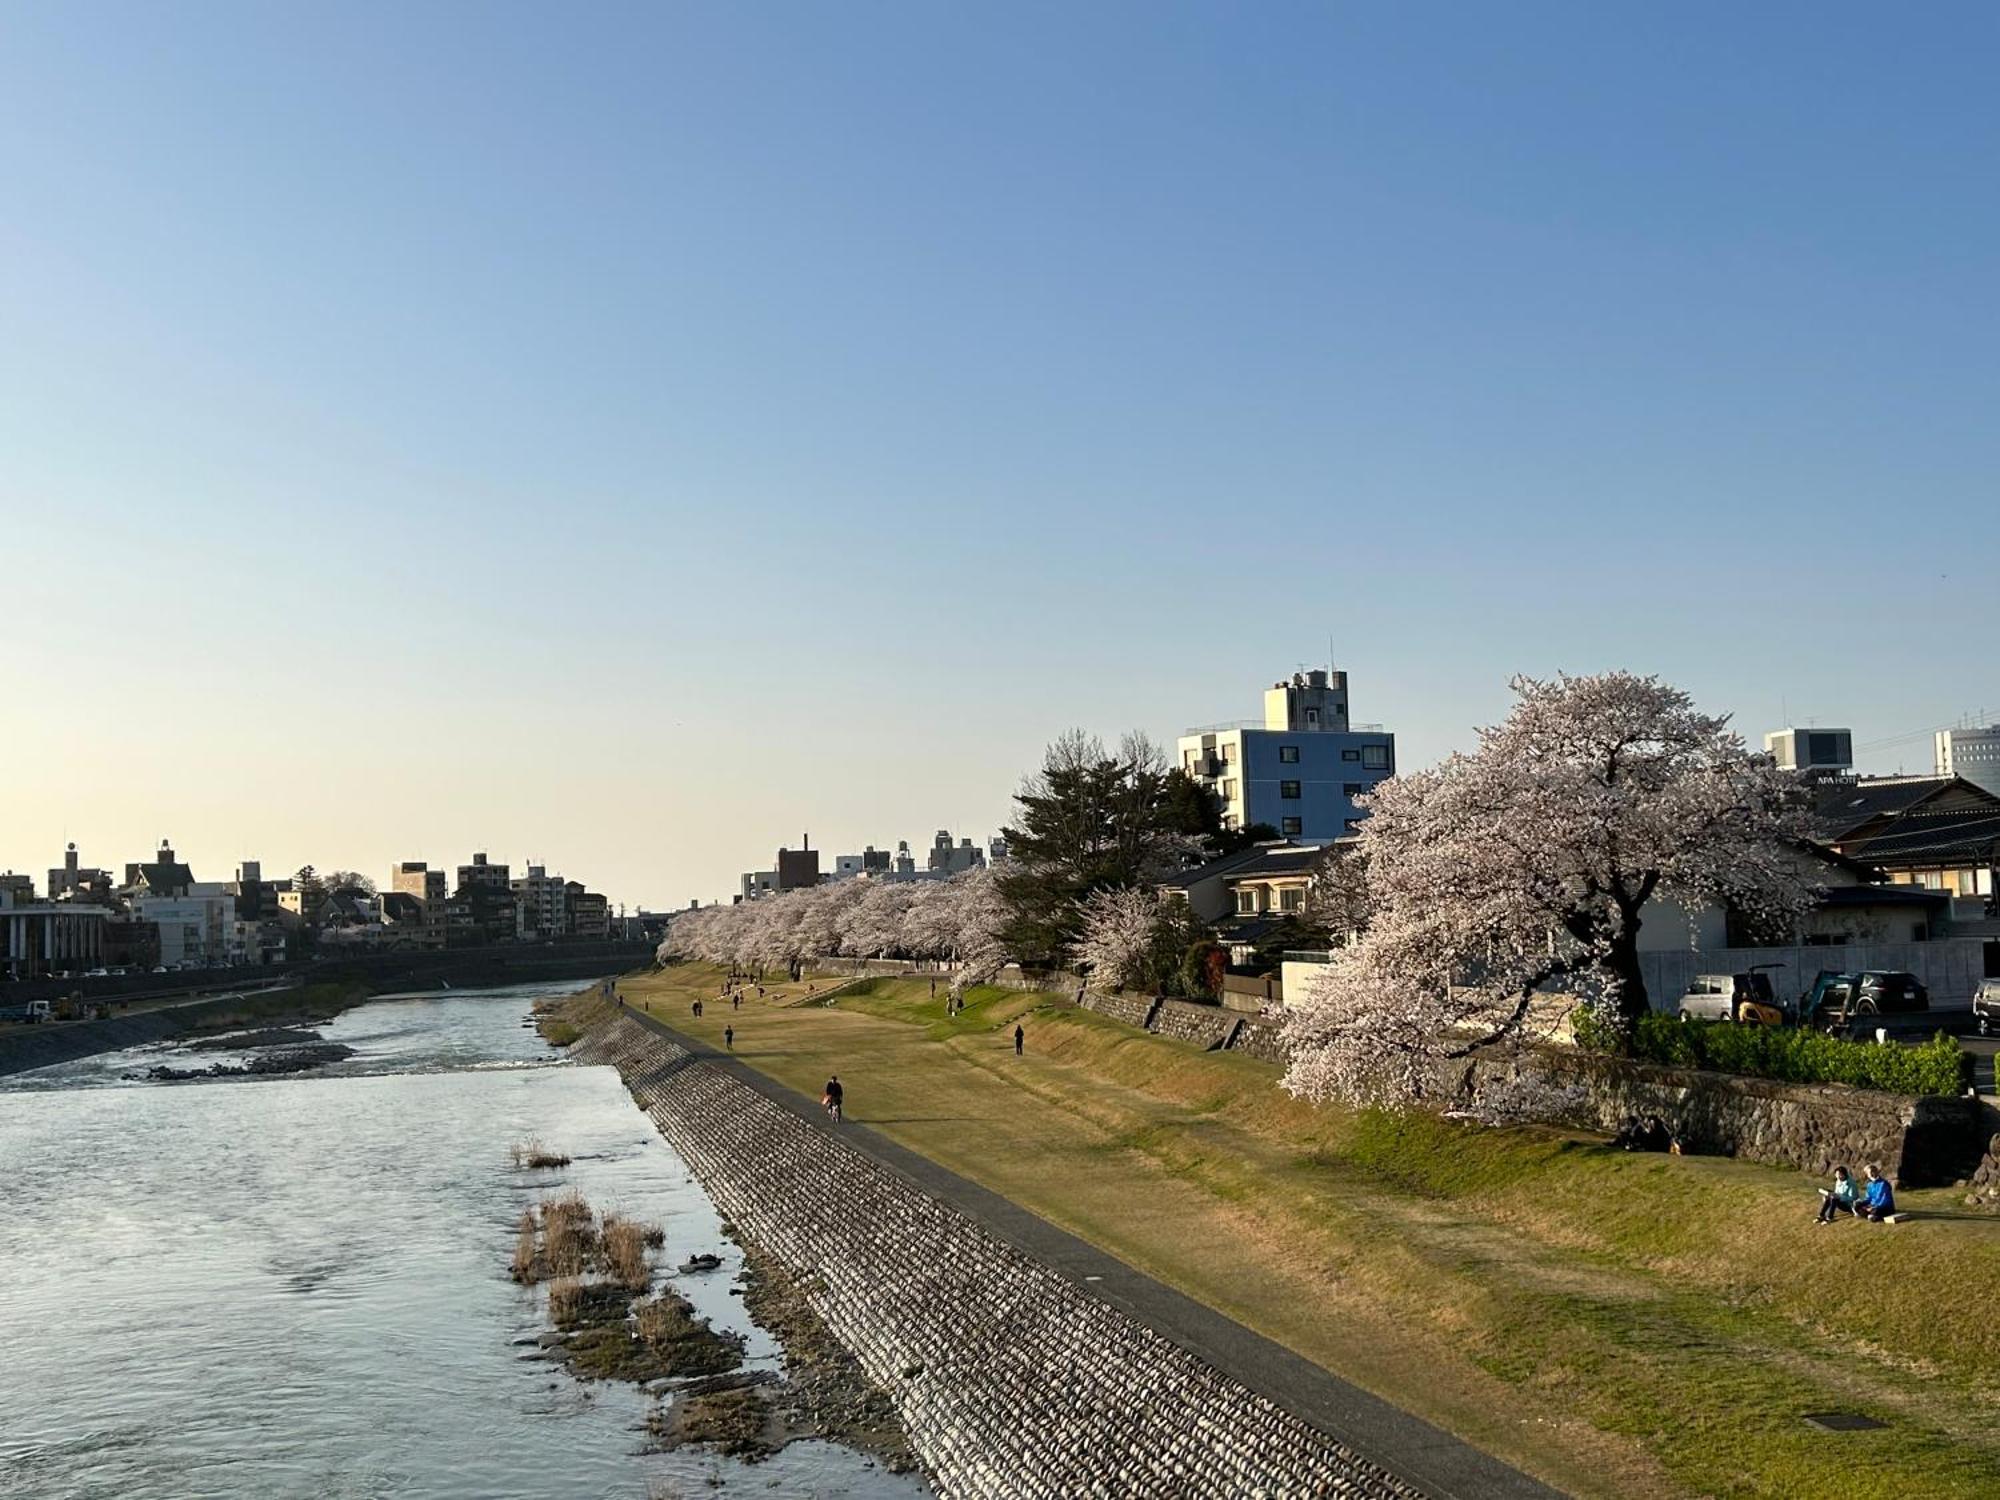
[[1073, 887, 1162, 991], [1283, 672, 1814, 1107]]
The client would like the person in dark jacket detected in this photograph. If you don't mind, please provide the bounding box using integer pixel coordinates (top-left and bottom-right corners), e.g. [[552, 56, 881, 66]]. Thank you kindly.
[[1013, 1024, 1024, 1056]]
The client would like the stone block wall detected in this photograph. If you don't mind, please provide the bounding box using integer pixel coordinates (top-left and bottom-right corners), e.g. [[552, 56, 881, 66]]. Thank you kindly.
[[1231, 1018, 1290, 1065], [1079, 990, 1158, 1030], [1150, 1000, 1237, 1051], [1445, 1045, 1982, 1188], [575, 1015, 1415, 1500]]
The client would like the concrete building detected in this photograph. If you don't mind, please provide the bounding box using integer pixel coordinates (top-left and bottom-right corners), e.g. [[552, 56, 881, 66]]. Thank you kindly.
[[892, 842, 917, 877], [565, 881, 610, 939], [455, 853, 515, 944], [513, 864, 568, 939], [831, 847, 895, 880], [1178, 668, 1396, 839], [775, 843, 820, 892], [739, 870, 777, 902], [391, 860, 450, 947], [47, 843, 113, 904], [1936, 723, 2000, 799], [1765, 727, 1854, 774], [131, 889, 232, 967], [927, 831, 986, 876], [1, 888, 107, 978]]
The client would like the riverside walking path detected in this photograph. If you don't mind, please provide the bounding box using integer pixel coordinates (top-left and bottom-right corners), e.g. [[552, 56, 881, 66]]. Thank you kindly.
[[616, 998, 1559, 1500]]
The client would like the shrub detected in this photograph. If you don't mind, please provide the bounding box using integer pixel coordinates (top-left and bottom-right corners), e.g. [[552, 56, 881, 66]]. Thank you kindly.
[[1595, 1014, 1970, 1096]]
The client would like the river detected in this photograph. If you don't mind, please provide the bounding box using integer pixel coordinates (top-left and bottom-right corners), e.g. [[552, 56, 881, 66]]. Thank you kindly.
[[0, 981, 929, 1499]]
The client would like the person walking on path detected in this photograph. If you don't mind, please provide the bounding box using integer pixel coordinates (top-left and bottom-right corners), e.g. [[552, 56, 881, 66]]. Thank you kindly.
[[1014, 1023, 1025, 1056], [822, 1074, 844, 1124], [732, 993, 740, 1011], [724, 1025, 734, 1050]]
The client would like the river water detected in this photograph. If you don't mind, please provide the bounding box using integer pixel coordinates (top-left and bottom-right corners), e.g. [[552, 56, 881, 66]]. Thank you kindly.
[[0, 981, 929, 1500]]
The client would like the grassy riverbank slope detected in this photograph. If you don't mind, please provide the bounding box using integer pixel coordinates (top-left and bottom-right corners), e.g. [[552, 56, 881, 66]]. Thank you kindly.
[[597, 964, 2000, 1500]]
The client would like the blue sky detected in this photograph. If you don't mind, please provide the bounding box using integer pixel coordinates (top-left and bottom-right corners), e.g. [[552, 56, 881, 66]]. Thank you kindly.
[[3, 3, 1995, 907]]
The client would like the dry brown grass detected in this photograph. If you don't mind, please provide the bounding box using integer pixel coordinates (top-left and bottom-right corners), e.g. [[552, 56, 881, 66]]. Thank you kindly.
[[603, 1217, 657, 1292], [511, 1138, 571, 1170], [547, 1276, 586, 1327], [510, 1209, 538, 1283], [542, 1190, 597, 1277]]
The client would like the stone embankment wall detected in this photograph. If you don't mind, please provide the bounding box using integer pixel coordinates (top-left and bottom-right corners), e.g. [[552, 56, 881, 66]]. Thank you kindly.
[[1148, 1000, 1238, 1051], [1444, 1045, 1982, 1188], [575, 1015, 1416, 1500]]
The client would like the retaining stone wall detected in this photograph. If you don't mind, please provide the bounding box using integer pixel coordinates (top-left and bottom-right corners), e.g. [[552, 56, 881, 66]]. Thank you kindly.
[[1231, 1018, 1290, 1066], [1079, 990, 1158, 1030], [574, 1015, 1415, 1500], [1444, 1045, 1982, 1188], [1151, 1000, 1238, 1051]]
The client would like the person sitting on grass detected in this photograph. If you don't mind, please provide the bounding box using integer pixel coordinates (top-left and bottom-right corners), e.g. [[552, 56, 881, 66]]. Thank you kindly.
[[1816, 1166, 1858, 1224], [1858, 1164, 1896, 1222]]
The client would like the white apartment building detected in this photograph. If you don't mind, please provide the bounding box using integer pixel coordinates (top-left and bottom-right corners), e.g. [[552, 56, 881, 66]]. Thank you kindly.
[[513, 864, 569, 938], [1936, 723, 2000, 799]]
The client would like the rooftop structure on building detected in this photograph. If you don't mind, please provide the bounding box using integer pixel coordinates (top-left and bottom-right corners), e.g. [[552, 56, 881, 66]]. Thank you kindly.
[[1764, 727, 1853, 775]]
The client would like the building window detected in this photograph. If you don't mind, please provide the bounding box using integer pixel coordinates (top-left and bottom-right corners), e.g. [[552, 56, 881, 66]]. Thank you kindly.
[[1306, 708, 1320, 726], [1236, 889, 1257, 914], [1183, 749, 1197, 770], [1279, 745, 1299, 764], [1222, 779, 1237, 802], [1343, 783, 1363, 797], [1345, 818, 1364, 832], [1341, 749, 1360, 762], [1280, 887, 1304, 913], [1280, 780, 1301, 799], [1220, 742, 1235, 762], [1280, 816, 1302, 836], [1362, 745, 1391, 770]]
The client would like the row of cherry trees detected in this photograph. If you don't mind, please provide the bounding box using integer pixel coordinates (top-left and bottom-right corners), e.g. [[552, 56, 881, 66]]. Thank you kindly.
[[658, 866, 1009, 989]]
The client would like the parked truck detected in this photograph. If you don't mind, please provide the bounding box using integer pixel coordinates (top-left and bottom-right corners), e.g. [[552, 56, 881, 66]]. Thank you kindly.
[[0, 999, 54, 1025]]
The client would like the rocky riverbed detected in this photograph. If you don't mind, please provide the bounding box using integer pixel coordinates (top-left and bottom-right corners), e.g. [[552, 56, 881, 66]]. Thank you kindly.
[[127, 1028, 356, 1081]]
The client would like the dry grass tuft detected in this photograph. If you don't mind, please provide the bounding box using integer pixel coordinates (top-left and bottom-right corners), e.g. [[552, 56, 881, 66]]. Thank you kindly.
[[511, 1138, 572, 1170], [547, 1276, 586, 1327], [510, 1209, 539, 1283], [542, 1190, 597, 1277], [603, 1217, 657, 1292]]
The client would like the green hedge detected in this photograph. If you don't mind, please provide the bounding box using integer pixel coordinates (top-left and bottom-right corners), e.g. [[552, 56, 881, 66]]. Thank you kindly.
[[1601, 1013, 1970, 1096]]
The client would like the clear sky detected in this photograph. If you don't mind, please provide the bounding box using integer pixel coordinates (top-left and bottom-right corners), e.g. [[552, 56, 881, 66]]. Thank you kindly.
[[3, 3, 1995, 910]]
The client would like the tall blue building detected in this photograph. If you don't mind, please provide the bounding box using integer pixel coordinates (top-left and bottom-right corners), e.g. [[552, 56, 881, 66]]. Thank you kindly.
[[1176, 668, 1395, 840]]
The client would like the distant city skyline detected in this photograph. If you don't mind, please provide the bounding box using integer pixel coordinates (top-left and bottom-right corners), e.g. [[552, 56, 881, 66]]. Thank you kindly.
[[5, 4, 1996, 910]]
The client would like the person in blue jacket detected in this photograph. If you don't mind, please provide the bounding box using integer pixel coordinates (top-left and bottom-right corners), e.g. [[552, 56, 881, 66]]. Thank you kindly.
[[1859, 1164, 1896, 1222]]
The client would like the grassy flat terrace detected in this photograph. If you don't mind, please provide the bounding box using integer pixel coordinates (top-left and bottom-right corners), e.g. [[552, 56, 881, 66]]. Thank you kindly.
[[606, 963, 2000, 1500]]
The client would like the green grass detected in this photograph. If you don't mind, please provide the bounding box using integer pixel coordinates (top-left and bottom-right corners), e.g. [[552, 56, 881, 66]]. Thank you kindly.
[[608, 963, 2000, 1500]]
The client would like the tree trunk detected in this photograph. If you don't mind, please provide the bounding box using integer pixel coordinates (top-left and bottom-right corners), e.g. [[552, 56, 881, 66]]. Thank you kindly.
[[1602, 920, 1650, 1042]]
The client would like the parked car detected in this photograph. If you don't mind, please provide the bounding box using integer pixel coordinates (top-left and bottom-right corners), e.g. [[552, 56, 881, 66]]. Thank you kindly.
[[1975, 979, 2000, 1036], [1676, 971, 1781, 1023], [1806, 969, 1929, 1036], [84, 967, 109, 977]]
